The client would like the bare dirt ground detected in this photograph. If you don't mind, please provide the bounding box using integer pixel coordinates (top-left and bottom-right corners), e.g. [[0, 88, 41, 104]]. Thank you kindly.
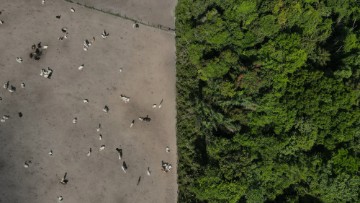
[[0, 0, 177, 202], [69, 0, 177, 29]]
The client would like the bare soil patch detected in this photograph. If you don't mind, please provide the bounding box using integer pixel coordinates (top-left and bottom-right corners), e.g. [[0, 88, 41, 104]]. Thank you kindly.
[[0, 0, 177, 202], [69, 0, 177, 29]]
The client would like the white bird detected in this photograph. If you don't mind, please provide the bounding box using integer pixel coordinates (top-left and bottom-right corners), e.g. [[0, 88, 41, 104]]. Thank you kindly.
[[133, 23, 139, 28], [24, 161, 31, 168], [60, 172, 68, 185], [119, 68, 122, 73], [161, 161, 172, 172], [0, 115, 8, 123], [159, 99, 163, 108], [99, 145, 105, 151], [83, 99, 89, 103], [103, 105, 109, 113], [41, 0, 45, 5], [42, 45, 48, 49], [152, 104, 157, 108], [166, 146, 170, 153], [121, 161, 127, 173], [78, 64, 84, 70], [48, 150, 53, 156], [116, 148, 122, 160], [99, 134, 102, 140], [84, 39, 91, 47], [40, 67, 53, 79], [101, 30, 109, 39], [3, 81, 9, 89], [70, 8, 75, 12], [147, 167, 151, 176], [21, 83, 25, 88], [87, 148, 92, 157], [1, 115, 9, 123], [61, 27, 67, 33], [120, 94, 130, 103], [72, 117, 77, 124], [57, 196, 63, 202], [139, 115, 151, 122], [8, 85, 15, 93], [16, 57, 23, 63], [0, 20, 4, 25], [130, 120, 134, 128], [40, 70, 45, 76], [96, 124, 101, 132], [59, 33, 68, 41], [83, 46, 88, 51]]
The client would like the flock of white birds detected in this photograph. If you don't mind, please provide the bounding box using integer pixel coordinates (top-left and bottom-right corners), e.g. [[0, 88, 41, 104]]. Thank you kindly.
[[0, 1, 173, 202]]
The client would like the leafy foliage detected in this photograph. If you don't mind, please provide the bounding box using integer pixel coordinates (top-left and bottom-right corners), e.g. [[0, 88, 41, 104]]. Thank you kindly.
[[176, 0, 360, 202]]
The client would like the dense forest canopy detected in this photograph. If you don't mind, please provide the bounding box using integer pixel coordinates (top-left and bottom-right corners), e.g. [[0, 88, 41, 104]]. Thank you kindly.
[[175, 0, 360, 202]]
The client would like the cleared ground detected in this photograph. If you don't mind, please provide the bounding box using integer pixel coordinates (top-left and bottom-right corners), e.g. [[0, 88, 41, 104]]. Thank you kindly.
[[69, 0, 177, 29], [0, 0, 177, 202]]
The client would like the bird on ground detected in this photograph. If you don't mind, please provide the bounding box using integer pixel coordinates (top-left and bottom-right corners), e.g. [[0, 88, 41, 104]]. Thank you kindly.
[[8, 85, 16, 93], [60, 172, 68, 185], [101, 30, 109, 39], [3, 81, 9, 89], [24, 161, 31, 168], [122, 161, 127, 173], [103, 105, 109, 113], [159, 99, 163, 108], [16, 57, 23, 63], [78, 64, 84, 70], [116, 148, 122, 160], [61, 27, 67, 33]]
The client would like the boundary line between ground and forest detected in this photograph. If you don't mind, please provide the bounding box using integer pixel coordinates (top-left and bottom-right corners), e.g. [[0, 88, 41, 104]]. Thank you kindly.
[[63, 0, 176, 33]]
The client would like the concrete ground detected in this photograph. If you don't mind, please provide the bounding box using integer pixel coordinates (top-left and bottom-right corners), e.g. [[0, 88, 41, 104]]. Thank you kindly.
[[0, 0, 177, 202], [70, 0, 177, 29]]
